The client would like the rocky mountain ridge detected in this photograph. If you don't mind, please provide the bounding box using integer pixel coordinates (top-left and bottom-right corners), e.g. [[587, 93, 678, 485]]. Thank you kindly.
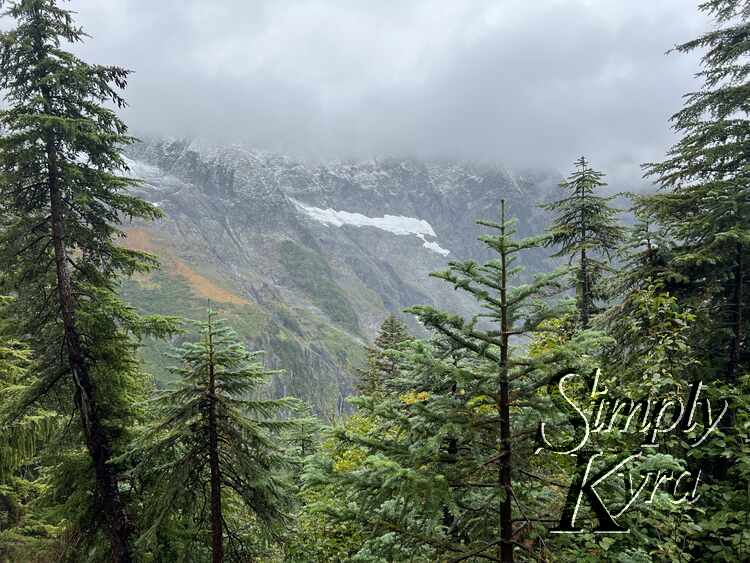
[[121, 138, 561, 414]]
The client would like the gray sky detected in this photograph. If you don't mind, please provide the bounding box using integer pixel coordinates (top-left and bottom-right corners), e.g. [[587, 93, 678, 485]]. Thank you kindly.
[[14, 1, 714, 186]]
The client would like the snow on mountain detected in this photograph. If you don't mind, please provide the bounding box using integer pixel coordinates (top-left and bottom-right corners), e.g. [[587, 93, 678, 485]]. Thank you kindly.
[[121, 137, 560, 414], [419, 237, 450, 257], [291, 199, 450, 256]]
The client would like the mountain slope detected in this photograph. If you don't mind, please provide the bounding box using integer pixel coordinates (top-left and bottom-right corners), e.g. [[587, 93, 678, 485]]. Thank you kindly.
[[120, 138, 560, 414]]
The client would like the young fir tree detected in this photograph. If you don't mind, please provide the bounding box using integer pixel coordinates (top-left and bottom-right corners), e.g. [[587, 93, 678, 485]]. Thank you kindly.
[[541, 157, 624, 328], [642, 0, 750, 384], [411, 200, 571, 562], [356, 314, 412, 396], [132, 312, 302, 562], [305, 202, 601, 562], [0, 1, 174, 559]]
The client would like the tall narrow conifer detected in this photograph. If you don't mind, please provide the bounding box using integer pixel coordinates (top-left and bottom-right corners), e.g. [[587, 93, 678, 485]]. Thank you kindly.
[[0, 1, 172, 558], [542, 157, 623, 327], [643, 0, 750, 383]]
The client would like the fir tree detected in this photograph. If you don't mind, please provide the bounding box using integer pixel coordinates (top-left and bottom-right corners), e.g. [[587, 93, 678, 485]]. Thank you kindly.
[[636, 1, 750, 557], [356, 314, 412, 396], [305, 201, 600, 562], [131, 312, 302, 562], [642, 0, 750, 384], [411, 200, 570, 562], [541, 157, 624, 328], [0, 1, 174, 559]]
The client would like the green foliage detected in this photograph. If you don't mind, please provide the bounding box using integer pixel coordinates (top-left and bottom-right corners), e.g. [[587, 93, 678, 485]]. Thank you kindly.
[[279, 240, 360, 334], [0, 1, 748, 561], [300, 202, 612, 561], [541, 156, 624, 326], [0, 298, 63, 562], [128, 311, 305, 559], [642, 0, 749, 379], [356, 314, 413, 396], [0, 2, 179, 556], [636, 3, 750, 557]]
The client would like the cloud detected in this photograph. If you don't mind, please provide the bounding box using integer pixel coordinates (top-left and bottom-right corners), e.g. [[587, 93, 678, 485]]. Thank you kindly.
[[6, 1, 712, 187]]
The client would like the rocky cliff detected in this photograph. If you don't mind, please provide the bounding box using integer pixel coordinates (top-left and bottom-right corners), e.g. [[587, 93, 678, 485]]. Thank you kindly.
[[121, 138, 560, 415]]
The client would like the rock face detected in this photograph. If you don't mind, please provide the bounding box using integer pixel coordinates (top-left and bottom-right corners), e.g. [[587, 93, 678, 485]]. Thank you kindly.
[[121, 138, 560, 415]]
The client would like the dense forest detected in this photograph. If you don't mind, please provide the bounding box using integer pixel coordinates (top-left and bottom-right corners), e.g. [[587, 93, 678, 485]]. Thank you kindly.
[[0, 0, 748, 562]]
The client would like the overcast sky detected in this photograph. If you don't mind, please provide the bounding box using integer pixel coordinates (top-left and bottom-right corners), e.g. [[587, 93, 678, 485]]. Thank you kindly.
[[8, 1, 712, 187]]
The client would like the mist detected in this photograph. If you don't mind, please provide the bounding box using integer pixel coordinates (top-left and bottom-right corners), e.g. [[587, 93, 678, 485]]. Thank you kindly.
[[8, 1, 712, 188]]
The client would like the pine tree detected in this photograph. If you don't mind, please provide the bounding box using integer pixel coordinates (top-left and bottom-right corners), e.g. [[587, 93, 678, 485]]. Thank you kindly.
[[356, 314, 412, 396], [642, 0, 750, 384], [131, 312, 303, 562], [0, 2, 173, 559], [541, 157, 624, 328]]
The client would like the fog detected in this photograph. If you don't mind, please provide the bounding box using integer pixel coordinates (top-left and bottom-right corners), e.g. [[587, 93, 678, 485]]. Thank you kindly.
[[7, 1, 712, 187]]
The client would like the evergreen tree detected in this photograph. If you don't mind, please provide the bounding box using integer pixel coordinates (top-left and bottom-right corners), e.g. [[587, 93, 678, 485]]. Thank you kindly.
[[131, 312, 302, 562], [356, 314, 412, 396], [305, 201, 601, 562], [603, 203, 679, 329], [636, 1, 750, 558], [0, 1, 174, 559], [0, 296, 61, 560], [410, 200, 572, 562], [614, 206, 674, 291], [642, 0, 750, 384], [541, 157, 624, 327]]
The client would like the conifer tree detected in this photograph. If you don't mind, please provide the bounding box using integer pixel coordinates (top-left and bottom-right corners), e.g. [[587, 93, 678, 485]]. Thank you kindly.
[[356, 314, 412, 396], [0, 296, 111, 560], [542, 157, 623, 327], [642, 0, 750, 383], [411, 200, 571, 562], [614, 207, 674, 291], [0, 296, 60, 559], [305, 202, 600, 562], [132, 312, 302, 562], [635, 1, 750, 557], [0, 1, 173, 559]]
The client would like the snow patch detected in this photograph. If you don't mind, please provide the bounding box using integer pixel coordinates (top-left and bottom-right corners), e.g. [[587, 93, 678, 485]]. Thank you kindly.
[[418, 235, 450, 257], [292, 199, 450, 257]]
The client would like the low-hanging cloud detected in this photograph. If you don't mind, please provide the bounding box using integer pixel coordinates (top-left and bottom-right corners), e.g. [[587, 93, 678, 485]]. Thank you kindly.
[[6, 1, 711, 187]]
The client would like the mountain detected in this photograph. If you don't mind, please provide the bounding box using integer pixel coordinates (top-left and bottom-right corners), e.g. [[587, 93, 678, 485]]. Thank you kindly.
[[120, 138, 560, 415]]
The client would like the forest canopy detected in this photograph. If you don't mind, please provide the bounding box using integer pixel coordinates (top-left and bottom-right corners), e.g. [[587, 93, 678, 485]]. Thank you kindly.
[[0, 0, 748, 562]]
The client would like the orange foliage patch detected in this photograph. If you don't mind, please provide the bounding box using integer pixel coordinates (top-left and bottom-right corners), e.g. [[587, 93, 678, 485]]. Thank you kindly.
[[170, 260, 250, 305], [123, 228, 250, 305]]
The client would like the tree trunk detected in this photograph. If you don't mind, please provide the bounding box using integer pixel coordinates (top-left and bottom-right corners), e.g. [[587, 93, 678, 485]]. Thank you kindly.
[[47, 139, 132, 562], [442, 381, 459, 541], [728, 242, 743, 383], [498, 200, 513, 563], [207, 317, 224, 563], [579, 169, 590, 330], [580, 247, 590, 329], [721, 242, 744, 443]]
